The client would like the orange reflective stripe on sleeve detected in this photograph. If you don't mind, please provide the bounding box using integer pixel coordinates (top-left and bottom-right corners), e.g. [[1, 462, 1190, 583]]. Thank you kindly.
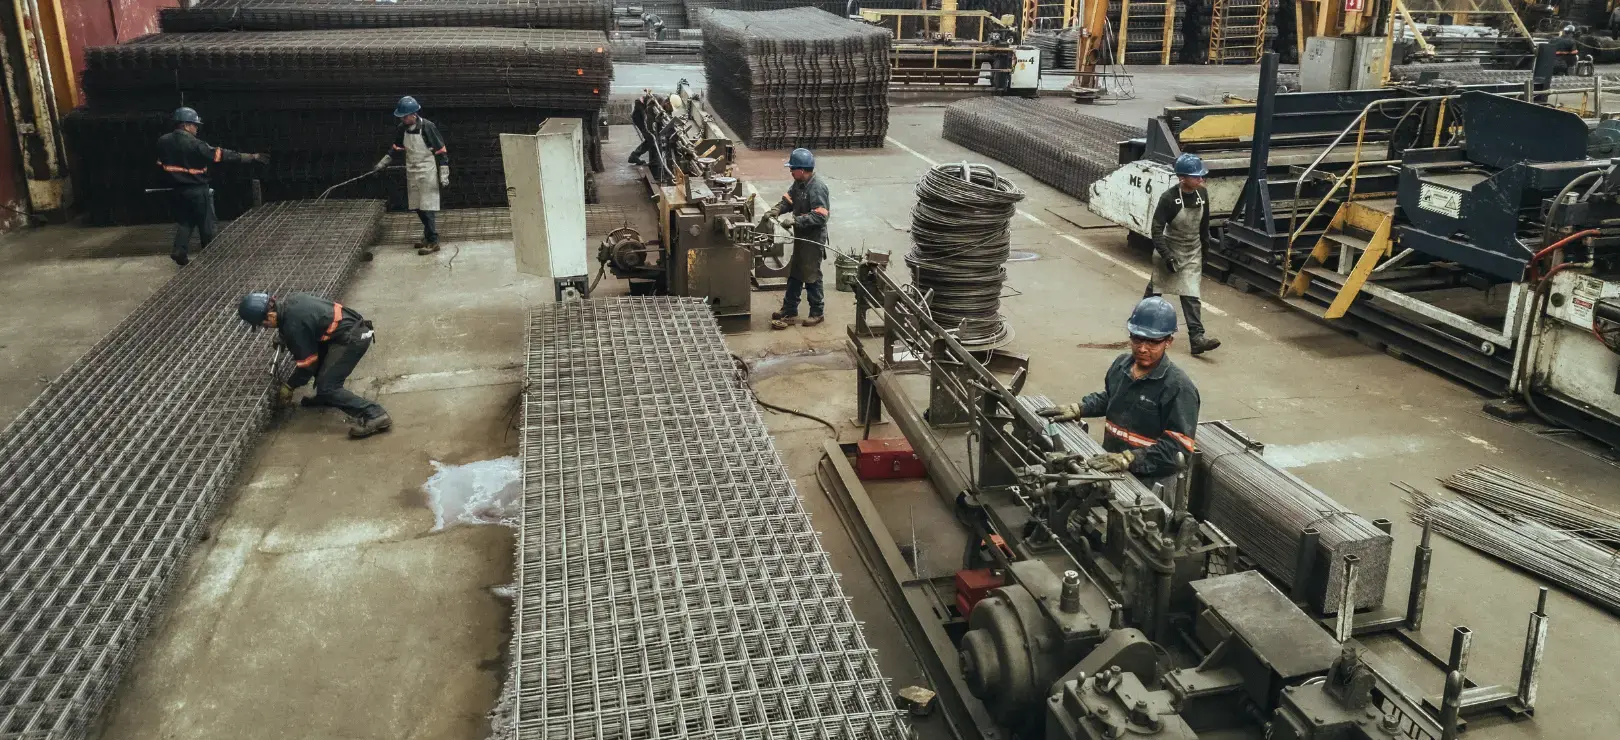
[[294, 354, 320, 368], [160, 163, 208, 174], [434, 147, 447, 154], [213, 147, 223, 162], [813, 207, 829, 216], [319, 303, 343, 341], [1104, 421, 1157, 448], [783, 193, 792, 203], [391, 144, 405, 151], [1165, 431, 1197, 452]]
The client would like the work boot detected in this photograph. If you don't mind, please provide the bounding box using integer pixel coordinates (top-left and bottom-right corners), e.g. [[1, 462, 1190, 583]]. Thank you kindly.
[[1189, 334, 1222, 355], [770, 310, 797, 322], [802, 315, 825, 327], [171, 253, 189, 267], [417, 242, 441, 256], [349, 411, 393, 439], [628, 152, 644, 164]]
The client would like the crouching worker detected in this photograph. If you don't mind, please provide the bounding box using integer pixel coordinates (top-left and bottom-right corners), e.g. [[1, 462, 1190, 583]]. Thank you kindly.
[[238, 292, 393, 438]]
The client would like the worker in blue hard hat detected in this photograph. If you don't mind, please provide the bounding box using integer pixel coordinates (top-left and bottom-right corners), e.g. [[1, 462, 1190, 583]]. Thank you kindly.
[[759, 147, 831, 330], [1037, 296, 1201, 480], [156, 106, 268, 266], [374, 95, 449, 255], [238, 291, 392, 439], [1146, 153, 1220, 355]]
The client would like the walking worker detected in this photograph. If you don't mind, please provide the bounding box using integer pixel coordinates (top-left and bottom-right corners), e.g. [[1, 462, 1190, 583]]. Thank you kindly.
[[374, 95, 449, 255], [237, 292, 393, 439], [628, 88, 658, 167], [1038, 297, 1200, 482], [1147, 153, 1221, 355], [760, 147, 830, 330], [156, 106, 267, 266]]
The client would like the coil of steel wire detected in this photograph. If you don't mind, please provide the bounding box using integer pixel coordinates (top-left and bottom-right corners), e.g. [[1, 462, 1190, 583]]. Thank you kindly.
[[906, 162, 1025, 348]]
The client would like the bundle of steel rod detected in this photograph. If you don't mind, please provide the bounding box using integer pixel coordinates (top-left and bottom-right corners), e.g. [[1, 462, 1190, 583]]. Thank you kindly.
[[1440, 465, 1620, 547], [0, 200, 383, 739], [1406, 487, 1620, 615], [907, 162, 1024, 347], [700, 8, 891, 149], [1196, 421, 1392, 613], [941, 98, 1143, 202], [1017, 395, 1165, 508], [512, 297, 906, 739], [158, 0, 612, 32]]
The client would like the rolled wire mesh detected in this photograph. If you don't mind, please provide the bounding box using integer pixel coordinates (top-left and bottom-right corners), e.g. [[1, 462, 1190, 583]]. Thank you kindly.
[[906, 162, 1023, 348], [941, 98, 1143, 202], [700, 8, 892, 149], [0, 200, 384, 740], [159, 0, 613, 32], [510, 297, 906, 740], [1196, 421, 1392, 613]]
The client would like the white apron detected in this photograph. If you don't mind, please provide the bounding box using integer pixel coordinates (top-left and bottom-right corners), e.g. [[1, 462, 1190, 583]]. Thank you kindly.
[[1150, 194, 1204, 298], [403, 128, 440, 212]]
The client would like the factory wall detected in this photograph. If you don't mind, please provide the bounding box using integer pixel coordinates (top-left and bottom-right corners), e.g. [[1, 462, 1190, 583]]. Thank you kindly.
[[61, 0, 170, 103]]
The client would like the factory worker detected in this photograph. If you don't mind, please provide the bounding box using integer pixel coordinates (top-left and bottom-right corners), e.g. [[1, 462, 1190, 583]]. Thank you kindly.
[[1146, 153, 1220, 354], [1038, 296, 1201, 481], [155, 106, 267, 266], [760, 148, 830, 330], [374, 95, 449, 255], [238, 292, 392, 439]]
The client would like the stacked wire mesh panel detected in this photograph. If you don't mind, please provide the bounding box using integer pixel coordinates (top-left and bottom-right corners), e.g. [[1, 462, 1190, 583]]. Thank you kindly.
[[158, 0, 611, 32], [0, 200, 383, 740], [701, 8, 891, 149], [513, 297, 906, 740], [1104, 0, 1186, 63], [941, 98, 1142, 201]]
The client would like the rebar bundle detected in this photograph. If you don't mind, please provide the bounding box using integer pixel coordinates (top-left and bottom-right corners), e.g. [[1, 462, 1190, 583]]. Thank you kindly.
[[1440, 465, 1620, 548], [0, 200, 383, 740], [1197, 422, 1392, 613], [700, 8, 892, 149], [941, 98, 1143, 202], [907, 163, 1024, 348], [158, 0, 612, 32], [511, 297, 905, 740]]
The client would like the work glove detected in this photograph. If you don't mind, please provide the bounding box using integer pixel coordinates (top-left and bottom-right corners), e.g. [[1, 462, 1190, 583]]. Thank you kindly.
[[1165, 256, 1181, 272], [373, 155, 391, 172], [439, 166, 450, 187], [1087, 451, 1134, 474], [775, 212, 796, 229], [251, 153, 270, 164], [1037, 403, 1084, 423], [276, 383, 294, 409]]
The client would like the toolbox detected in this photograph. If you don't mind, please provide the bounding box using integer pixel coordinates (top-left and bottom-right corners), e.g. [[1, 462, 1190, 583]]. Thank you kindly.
[[855, 438, 925, 479]]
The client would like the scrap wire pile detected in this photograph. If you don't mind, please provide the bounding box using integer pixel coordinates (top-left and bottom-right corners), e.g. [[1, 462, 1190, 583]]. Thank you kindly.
[[502, 297, 906, 740], [1196, 422, 1393, 613], [907, 162, 1024, 348], [158, 0, 612, 32], [942, 98, 1143, 202], [0, 200, 383, 739], [700, 8, 892, 149]]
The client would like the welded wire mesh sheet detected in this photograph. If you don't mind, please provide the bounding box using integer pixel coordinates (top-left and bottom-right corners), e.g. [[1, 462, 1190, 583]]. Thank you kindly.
[[159, 0, 612, 32], [941, 98, 1142, 202], [0, 200, 384, 740], [516, 298, 905, 740]]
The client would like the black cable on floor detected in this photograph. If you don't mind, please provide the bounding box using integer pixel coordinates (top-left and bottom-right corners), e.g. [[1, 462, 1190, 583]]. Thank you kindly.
[[731, 354, 839, 438]]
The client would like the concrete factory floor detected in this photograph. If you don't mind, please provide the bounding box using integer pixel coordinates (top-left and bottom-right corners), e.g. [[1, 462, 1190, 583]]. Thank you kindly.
[[0, 65, 1615, 739]]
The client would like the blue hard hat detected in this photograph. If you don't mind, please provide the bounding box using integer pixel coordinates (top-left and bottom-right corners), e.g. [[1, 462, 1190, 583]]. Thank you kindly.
[[786, 148, 815, 170], [173, 107, 202, 125], [1173, 153, 1207, 177], [394, 96, 422, 118], [238, 292, 273, 325], [1126, 296, 1178, 339]]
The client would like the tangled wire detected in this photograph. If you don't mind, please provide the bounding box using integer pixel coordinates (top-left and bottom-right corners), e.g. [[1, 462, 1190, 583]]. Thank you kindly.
[[906, 162, 1026, 347]]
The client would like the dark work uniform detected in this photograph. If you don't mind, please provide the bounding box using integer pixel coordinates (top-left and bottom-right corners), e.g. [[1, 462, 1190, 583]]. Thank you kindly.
[[1079, 353, 1201, 480], [629, 93, 656, 166], [1550, 36, 1578, 75], [156, 129, 244, 261], [1146, 186, 1213, 339], [770, 172, 831, 318], [276, 293, 385, 421]]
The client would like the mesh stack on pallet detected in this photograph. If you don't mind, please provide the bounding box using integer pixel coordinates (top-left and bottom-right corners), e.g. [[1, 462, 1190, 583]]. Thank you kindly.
[[0, 200, 383, 740], [1105, 0, 1186, 64], [158, 0, 611, 32], [941, 98, 1142, 201], [701, 7, 891, 149]]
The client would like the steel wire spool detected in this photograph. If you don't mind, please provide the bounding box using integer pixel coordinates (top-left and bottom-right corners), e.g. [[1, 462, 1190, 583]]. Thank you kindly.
[[158, 0, 614, 32], [0, 200, 384, 738], [906, 162, 1024, 348], [941, 98, 1143, 202]]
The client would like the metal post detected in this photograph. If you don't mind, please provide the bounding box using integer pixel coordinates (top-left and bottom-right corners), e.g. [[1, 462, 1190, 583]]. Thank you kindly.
[[1406, 521, 1432, 630], [1446, 626, 1472, 677], [1240, 52, 1280, 232], [1516, 587, 1548, 712], [1439, 670, 1465, 740], [1290, 527, 1320, 603], [1335, 554, 1360, 642], [251, 179, 264, 208]]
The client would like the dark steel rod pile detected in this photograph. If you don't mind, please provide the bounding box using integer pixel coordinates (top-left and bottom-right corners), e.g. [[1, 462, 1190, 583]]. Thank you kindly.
[[906, 162, 1024, 348], [1406, 487, 1620, 615], [508, 297, 904, 740], [941, 98, 1143, 202], [700, 8, 892, 149], [159, 0, 612, 32], [1441, 465, 1620, 547], [1197, 421, 1392, 613], [0, 200, 384, 740]]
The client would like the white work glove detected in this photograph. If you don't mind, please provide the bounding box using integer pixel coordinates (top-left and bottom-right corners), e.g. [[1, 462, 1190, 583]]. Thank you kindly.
[[1038, 403, 1083, 423], [1087, 451, 1135, 474], [774, 212, 795, 229], [439, 166, 450, 187], [373, 155, 390, 172]]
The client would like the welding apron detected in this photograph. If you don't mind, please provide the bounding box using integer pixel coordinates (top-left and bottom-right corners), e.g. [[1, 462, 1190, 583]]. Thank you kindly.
[[403, 128, 440, 212], [1150, 196, 1204, 299]]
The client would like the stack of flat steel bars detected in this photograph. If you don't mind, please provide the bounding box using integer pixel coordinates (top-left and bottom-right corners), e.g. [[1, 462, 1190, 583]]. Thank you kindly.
[[942, 98, 1143, 202], [509, 297, 905, 740], [0, 200, 384, 740], [159, 0, 612, 32], [701, 8, 891, 149]]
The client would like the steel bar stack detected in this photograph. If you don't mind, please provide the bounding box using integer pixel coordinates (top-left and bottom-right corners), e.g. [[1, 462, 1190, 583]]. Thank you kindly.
[[1441, 465, 1620, 547], [942, 98, 1142, 202], [159, 0, 612, 32], [510, 297, 905, 740], [701, 8, 891, 149], [1196, 422, 1392, 613], [0, 200, 383, 740]]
